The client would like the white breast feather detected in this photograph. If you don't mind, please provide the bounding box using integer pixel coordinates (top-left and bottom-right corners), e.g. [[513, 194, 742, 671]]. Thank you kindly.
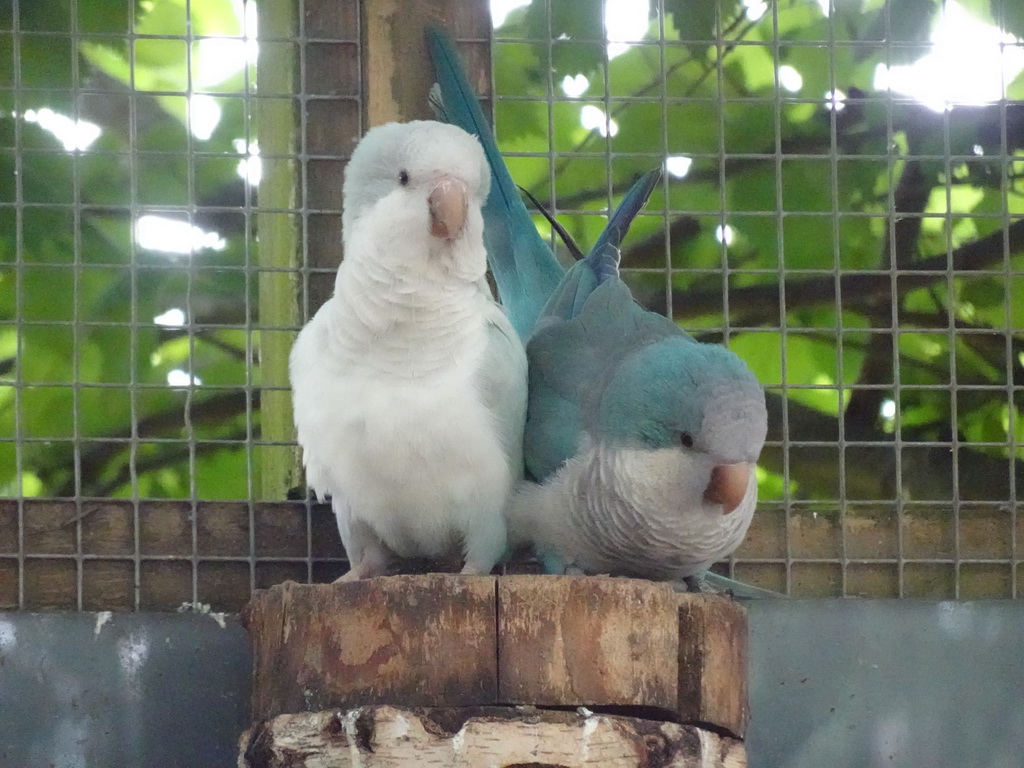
[[522, 437, 756, 580], [290, 217, 522, 561]]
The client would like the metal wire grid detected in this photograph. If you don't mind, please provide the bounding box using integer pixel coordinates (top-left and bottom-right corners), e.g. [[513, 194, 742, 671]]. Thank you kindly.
[[0, 0, 357, 611], [491, 0, 1023, 598], [1, 0, 1022, 609]]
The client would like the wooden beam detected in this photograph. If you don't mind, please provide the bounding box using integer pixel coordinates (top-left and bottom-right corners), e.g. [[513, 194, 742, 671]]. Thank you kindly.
[[255, 0, 302, 501], [300, 0, 362, 312], [4, 500, 1020, 610], [0, 499, 345, 611]]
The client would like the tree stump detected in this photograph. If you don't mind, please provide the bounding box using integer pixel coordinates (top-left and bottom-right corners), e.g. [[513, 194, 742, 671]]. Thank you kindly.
[[239, 705, 747, 768], [241, 575, 749, 766]]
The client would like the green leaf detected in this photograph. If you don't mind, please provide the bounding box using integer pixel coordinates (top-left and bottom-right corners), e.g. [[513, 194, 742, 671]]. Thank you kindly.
[[858, 0, 938, 64], [728, 330, 863, 415], [525, 0, 604, 75], [82, 0, 244, 128], [665, 0, 739, 57], [194, 447, 250, 499], [666, 0, 719, 41], [998, 0, 1024, 38], [724, 41, 777, 94]]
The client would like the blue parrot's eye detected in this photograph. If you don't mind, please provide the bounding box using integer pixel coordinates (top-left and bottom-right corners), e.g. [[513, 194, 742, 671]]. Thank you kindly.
[[399, 170, 410, 186], [679, 432, 694, 449]]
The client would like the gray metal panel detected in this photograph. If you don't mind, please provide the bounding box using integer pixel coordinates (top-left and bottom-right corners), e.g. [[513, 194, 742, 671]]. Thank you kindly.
[[0, 612, 250, 768], [2, 602, 1023, 767], [747, 600, 1024, 768]]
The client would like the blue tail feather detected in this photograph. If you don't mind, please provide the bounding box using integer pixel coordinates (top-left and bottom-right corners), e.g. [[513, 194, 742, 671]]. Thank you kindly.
[[536, 259, 600, 323], [427, 25, 564, 339], [583, 169, 662, 287], [590, 168, 663, 260], [686, 571, 786, 599], [428, 27, 665, 338]]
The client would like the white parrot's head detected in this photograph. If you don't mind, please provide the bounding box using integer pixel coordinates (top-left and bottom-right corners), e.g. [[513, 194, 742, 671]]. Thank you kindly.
[[341, 120, 491, 279]]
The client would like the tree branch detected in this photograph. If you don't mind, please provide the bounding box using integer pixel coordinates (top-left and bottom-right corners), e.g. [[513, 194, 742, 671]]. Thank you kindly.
[[193, 330, 250, 362], [530, 12, 760, 200], [644, 218, 1024, 321], [49, 390, 257, 497], [845, 139, 931, 430], [536, 124, 890, 216], [87, 426, 250, 498], [871, 308, 1024, 390]]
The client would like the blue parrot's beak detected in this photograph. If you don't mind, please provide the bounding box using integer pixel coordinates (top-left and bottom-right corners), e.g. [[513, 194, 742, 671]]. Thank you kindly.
[[428, 176, 468, 241], [704, 462, 751, 514]]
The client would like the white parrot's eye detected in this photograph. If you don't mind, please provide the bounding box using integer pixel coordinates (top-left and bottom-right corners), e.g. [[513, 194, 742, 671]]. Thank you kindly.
[[679, 431, 694, 449], [399, 170, 410, 186]]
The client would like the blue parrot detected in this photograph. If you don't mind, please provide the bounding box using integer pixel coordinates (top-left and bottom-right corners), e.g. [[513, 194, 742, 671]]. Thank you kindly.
[[427, 26, 774, 596]]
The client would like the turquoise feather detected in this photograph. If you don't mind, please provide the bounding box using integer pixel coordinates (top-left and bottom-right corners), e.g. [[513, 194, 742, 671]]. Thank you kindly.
[[427, 26, 563, 340]]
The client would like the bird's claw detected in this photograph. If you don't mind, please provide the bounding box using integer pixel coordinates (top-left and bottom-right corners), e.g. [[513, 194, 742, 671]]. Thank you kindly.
[[682, 575, 717, 594]]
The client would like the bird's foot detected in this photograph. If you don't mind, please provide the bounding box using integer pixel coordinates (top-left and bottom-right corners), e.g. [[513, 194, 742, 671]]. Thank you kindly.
[[459, 561, 492, 576], [333, 554, 389, 582], [333, 569, 364, 583], [682, 575, 717, 594]]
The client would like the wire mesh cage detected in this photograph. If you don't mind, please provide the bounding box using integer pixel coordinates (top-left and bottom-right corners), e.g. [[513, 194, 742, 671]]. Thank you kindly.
[[0, 0, 355, 610], [492, 0, 1023, 599], [1, 0, 1022, 610]]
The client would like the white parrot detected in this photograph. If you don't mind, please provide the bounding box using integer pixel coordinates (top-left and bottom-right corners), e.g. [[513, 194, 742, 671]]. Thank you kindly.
[[289, 120, 527, 580]]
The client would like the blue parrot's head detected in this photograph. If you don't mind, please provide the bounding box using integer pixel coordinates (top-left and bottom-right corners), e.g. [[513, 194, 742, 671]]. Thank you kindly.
[[597, 337, 768, 513], [599, 339, 765, 458]]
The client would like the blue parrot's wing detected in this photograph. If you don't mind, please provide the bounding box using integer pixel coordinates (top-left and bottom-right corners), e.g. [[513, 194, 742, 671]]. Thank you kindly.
[[427, 25, 564, 340], [524, 280, 680, 480], [523, 320, 591, 481], [533, 259, 600, 329]]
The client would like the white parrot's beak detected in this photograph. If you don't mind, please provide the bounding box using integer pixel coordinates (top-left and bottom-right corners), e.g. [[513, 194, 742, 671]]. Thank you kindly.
[[428, 176, 468, 241], [703, 462, 751, 515]]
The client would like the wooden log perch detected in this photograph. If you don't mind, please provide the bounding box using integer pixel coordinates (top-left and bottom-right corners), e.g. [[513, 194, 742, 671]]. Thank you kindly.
[[243, 575, 497, 719], [238, 705, 748, 768], [244, 575, 749, 739], [678, 593, 749, 735], [498, 575, 680, 712]]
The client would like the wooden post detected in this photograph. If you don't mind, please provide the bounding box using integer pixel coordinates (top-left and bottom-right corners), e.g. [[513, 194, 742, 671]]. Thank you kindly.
[[301, 0, 493, 313], [361, 0, 492, 126], [239, 576, 750, 766], [497, 576, 680, 714], [254, 0, 302, 500]]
